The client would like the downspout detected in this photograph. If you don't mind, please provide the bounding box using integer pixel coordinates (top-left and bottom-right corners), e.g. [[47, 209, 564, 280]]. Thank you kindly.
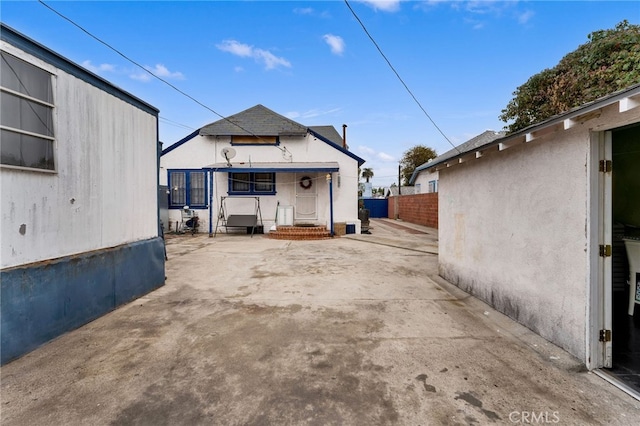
[[327, 173, 334, 236], [157, 139, 162, 237]]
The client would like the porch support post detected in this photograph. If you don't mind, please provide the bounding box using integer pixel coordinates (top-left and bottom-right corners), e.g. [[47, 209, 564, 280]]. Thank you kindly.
[[208, 169, 214, 237], [327, 173, 334, 237]]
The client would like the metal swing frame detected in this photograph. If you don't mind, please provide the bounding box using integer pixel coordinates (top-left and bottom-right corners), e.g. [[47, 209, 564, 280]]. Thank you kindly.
[[214, 196, 263, 237]]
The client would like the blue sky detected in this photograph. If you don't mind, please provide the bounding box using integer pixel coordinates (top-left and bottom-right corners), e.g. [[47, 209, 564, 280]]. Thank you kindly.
[[2, 1, 638, 186]]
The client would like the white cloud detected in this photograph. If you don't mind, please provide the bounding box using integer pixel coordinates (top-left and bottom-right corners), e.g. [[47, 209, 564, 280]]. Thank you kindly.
[[517, 10, 535, 25], [217, 40, 253, 58], [217, 39, 291, 70], [357, 145, 377, 156], [357, 146, 396, 166], [377, 152, 395, 161], [129, 64, 184, 82], [286, 108, 341, 121], [146, 64, 184, 80], [323, 34, 345, 56], [81, 60, 115, 74], [358, 0, 402, 12], [129, 72, 151, 82], [293, 7, 314, 15]]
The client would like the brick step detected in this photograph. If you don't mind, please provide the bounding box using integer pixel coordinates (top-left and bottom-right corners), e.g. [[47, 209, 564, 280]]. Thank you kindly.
[[268, 225, 333, 240]]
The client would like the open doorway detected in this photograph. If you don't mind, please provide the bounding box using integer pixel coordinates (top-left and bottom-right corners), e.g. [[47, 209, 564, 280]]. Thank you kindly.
[[608, 124, 640, 394]]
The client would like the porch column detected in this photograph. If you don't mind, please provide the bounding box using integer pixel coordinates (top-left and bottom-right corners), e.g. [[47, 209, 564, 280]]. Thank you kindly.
[[208, 169, 214, 237], [327, 173, 334, 236]]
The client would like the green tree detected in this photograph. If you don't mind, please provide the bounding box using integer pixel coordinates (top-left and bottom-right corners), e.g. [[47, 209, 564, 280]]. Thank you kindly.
[[500, 20, 640, 133], [361, 167, 374, 183], [400, 145, 437, 185]]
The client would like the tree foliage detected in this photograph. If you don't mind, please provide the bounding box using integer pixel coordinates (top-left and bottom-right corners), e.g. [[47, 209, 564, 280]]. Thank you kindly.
[[400, 145, 437, 185], [500, 20, 640, 133]]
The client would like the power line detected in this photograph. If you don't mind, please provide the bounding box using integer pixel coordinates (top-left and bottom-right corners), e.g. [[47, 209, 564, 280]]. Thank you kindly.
[[343, 0, 460, 154], [37, 0, 288, 150], [159, 116, 197, 131]]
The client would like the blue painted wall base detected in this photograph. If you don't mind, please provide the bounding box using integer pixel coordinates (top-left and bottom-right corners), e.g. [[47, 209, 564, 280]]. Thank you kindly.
[[1, 237, 166, 365]]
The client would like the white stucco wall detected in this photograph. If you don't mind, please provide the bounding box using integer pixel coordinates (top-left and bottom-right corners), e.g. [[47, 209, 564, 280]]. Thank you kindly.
[[160, 132, 361, 234], [437, 102, 640, 363], [1, 43, 158, 269], [413, 169, 438, 193]]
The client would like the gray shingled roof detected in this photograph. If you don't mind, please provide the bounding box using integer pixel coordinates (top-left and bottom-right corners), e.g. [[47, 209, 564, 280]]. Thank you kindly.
[[386, 186, 415, 197], [410, 82, 640, 179], [199, 104, 308, 137], [410, 130, 505, 183], [308, 125, 344, 147]]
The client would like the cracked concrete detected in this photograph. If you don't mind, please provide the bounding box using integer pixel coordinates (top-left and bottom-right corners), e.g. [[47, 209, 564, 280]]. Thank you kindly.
[[1, 219, 639, 425]]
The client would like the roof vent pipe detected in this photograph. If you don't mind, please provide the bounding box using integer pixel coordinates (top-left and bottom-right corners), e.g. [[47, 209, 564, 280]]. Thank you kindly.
[[342, 124, 347, 149]]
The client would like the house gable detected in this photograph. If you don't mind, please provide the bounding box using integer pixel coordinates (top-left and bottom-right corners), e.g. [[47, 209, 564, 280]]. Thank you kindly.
[[199, 104, 307, 137], [161, 104, 365, 166]]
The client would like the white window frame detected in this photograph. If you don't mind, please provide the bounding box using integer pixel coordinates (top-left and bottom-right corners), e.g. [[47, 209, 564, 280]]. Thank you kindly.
[[0, 50, 56, 172]]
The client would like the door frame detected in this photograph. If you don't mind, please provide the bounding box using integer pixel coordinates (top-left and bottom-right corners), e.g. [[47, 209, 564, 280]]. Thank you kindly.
[[295, 173, 318, 221], [589, 130, 613, 369]]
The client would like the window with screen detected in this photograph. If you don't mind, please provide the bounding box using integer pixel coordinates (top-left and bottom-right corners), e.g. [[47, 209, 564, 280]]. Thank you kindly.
[[168, 170, 207, 208]]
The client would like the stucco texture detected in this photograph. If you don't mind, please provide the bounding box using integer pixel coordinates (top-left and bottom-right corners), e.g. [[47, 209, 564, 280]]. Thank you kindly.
[[438, 131, 590, 360]]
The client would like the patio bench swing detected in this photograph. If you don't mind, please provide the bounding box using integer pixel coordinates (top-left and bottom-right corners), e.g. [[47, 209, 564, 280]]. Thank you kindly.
[[214, 196, 263, 237]]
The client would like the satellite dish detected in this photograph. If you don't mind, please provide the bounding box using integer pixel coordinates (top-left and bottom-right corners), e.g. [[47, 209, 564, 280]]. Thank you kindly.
[[221, 147, 236, 166]]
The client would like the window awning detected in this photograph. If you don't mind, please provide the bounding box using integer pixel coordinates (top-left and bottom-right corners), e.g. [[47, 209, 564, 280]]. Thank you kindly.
[[204, 161, 340, 173]]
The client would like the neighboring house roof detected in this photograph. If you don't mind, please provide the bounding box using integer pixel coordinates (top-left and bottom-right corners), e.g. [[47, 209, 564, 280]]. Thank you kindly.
[[409, 130, 505, 183], [308, 125, 344, 147], [415, 83, 640, 174], [200, 104, 307, 137], [386, 186, 415, 197], [161, 104, 365, 166], [307, 127, 365, 166]]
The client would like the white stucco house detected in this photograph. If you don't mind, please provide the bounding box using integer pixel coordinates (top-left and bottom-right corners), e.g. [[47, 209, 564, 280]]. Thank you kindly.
[[417, 84, 640, 378], [1, 24, 165, 364], [410, 131, 505, 193], [160, 104, 365, 236]]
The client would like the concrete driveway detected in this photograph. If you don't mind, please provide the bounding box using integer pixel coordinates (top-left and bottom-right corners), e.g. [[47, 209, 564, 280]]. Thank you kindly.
[[1, 219, 639, 425]]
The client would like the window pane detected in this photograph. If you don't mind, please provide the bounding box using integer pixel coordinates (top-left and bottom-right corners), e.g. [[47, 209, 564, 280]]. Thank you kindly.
[[170, 172, 186, 206], [254, 172, 274, 192], [190, 172, 206, 206], [1, 52, 53, 103], [0, 129, 54, 169], [1, 91, 54, 137], [231, 173, 250, 192]]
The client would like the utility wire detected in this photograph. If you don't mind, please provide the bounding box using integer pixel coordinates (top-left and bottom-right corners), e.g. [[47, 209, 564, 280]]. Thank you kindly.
[[37, 0, 288, 152], [159, 116, 197, 131], [343, 0, 460, 154]]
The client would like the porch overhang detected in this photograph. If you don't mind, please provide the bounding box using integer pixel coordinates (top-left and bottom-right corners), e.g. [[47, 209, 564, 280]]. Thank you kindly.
[[204, 161, 340, 173]]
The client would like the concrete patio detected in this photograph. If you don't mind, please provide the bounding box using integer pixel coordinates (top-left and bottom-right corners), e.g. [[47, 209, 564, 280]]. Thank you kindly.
[[1, 219, 639, 425]]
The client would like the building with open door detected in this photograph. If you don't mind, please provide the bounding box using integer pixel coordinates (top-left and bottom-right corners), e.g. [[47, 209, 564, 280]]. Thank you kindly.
[[417, 84, 640, 397]]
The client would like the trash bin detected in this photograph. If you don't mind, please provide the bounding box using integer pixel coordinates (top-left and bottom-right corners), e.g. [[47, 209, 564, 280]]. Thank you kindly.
[[358, 208, 370, 233]]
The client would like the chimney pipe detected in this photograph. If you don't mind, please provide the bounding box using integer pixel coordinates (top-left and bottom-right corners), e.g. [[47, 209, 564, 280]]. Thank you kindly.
[[342, 124, 347, 148]]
